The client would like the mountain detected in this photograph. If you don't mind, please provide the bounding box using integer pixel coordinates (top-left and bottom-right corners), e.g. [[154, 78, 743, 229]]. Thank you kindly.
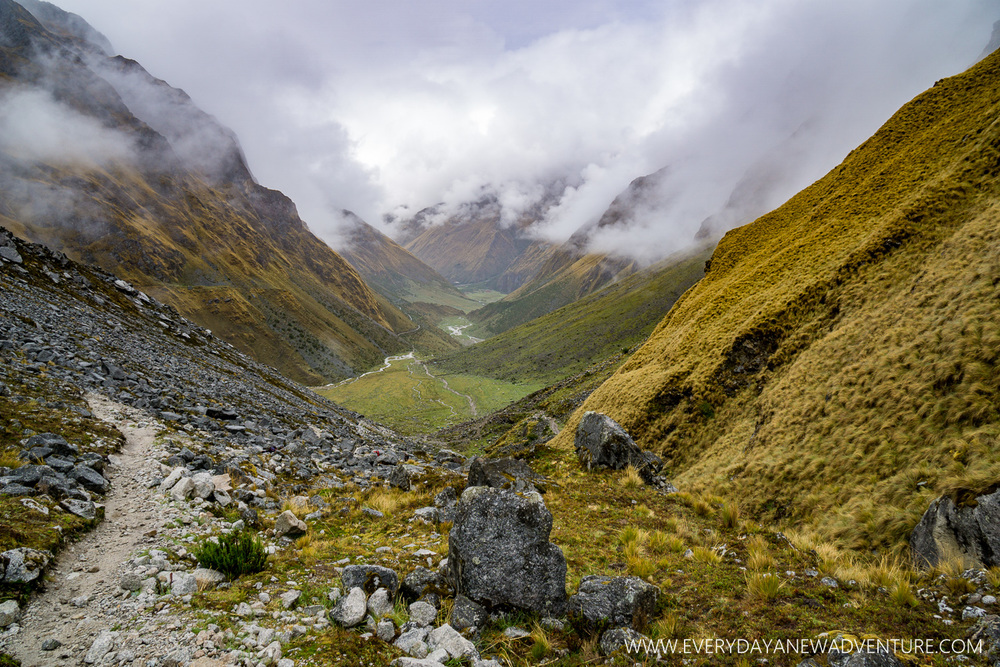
[[337, 211, 479, 314], [434, 244, 710, 386], [0, 0, 421, 385], [550, 47, 1000, 550], [398, 196, 555, 291]]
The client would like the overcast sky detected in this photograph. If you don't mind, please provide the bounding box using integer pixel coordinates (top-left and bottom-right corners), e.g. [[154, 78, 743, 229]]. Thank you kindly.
[[50, 0, 997, 255]]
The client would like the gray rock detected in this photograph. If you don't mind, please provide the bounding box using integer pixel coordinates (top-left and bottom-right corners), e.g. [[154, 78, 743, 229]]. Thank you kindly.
[[41, 639, 61, 651], [84, 630, 115, 664], [503, 627, 530, 639], [342, 564, 399, 597], [119, 572, 144, 591], [0, 245, 22, 264], [330, 587, 367, 627], [427, 624, 478, 660], [69, 465, 108, 494], [281, 589, 301, 609], [599, 627, 648, 656], [388, 465, 411, 491], [170, 572, 197, 595], [468, 456, 548, 494], [193, 568, 227, 589], [24, 433, 78, 458], [274, 510, 307, 537], [408, 600, 437, 628], [449, 594, 487, 631], [448, 486, 567, 616], [190, 472, 215, 499], [0, 599, 20, 627], [158, 467, 185, 494], [838, 650, 904, 666], [1, 547, 51, 583], [395, 625, 431, 658], [568, 575, 660, 634], [161, 647, 191, 667], [434, 486, 458, 523], [60, 498, 98, 520], [911, 489, 1000, 569], [377, 618, 396, 642], [170, 476, 196, 501], [213, 489, 232, 507], [390, 658, 440, 667], [367, 587, 393, 618], [574, 412, 663, 482], [402, 566, 451, 601]]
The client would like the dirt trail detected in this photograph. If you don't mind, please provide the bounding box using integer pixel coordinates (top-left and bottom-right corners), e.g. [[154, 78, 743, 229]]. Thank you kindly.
[[11, 395, 165, 667]]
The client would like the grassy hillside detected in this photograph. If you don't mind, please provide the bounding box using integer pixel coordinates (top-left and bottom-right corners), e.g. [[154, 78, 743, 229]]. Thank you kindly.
[[337, 212, 482, 313], [436, 246, 711, 386], [470, 246, 639, 336], [551, 49, 1000, 552]]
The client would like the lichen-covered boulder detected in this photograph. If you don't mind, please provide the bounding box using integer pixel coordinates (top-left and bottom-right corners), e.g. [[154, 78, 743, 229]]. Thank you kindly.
[[467, 457, 548, 494], [574, 412, 663, 483], [1, 547, 51, 583], [910, 488, 1000, 569], [342, 564, 399, 597], [448, 486, 566, 616], [274, 510, 307, 538], [568, 575, 660, 634]]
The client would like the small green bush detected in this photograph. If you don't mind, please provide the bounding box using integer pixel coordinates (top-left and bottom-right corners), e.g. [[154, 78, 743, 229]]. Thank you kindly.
[[193, 530, 267, 579]]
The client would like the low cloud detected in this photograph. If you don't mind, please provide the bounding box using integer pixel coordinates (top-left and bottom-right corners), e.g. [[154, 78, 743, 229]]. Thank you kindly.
[[49, 0, 997, 259], [0, 87, 135, 166]]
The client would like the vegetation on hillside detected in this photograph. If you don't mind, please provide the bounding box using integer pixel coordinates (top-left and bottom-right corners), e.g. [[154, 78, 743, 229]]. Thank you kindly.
[[550, 49, 1000, 552]]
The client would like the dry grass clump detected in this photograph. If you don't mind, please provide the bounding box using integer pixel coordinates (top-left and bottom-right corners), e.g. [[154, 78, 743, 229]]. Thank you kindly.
[[620, 465, 644, 489], [718, 502, 741, 530], [529, 623, 553, 660], [745, 572, 785, 601], [889, 579, 919, 607], [745, 535, 775, 571], [691, 546, 722, 564], [987, 566, 1000, 590], [650, 614, 682, 640]]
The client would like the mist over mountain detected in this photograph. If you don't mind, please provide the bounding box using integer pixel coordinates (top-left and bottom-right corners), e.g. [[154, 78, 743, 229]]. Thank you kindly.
[[0, 0, 432, 385]]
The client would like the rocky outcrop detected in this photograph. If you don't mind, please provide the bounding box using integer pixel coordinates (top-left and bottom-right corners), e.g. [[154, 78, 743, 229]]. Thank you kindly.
[[448, 486, 567, 616], [574, 412, 664, 485], [467, 457, 548, 494], [341, 564, 400, 597], [910, 488, 1000, 569]]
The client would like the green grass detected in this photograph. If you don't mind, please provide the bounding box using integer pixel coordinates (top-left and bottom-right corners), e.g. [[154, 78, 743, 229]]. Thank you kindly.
[[436, 247, 710, 386], [314, 356, 542, 435]]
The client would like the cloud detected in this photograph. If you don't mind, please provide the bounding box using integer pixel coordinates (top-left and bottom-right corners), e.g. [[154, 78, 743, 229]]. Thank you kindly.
[[47, 0, 998, 257], [0, 87, 135, 166]]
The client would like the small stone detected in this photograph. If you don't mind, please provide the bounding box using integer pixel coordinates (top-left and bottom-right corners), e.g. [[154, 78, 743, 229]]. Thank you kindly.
[[170, 572, 197, 595], [41, 639, 61, 651], [280, 590, 301, 609], [274, 510, 307, 538], [84, 630, 115, 664], [820, 577, 838, 588], [408, 600, 437, 628], [330, 587, 366, 627], [0, 600, 20, 627], [367, 587, 393, 619], [377, 618, 396, 642]]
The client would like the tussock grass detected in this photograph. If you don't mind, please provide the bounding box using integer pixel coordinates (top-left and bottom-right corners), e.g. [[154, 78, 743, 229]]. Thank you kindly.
[[547, 49, 1000, 551], [889, 579, 919, 608], [620, 465, 644, 489], [691, 546, 722, 564], [745, 572, 785, 601], [745, 535, 775, 571], [718, 502, 741, 530]]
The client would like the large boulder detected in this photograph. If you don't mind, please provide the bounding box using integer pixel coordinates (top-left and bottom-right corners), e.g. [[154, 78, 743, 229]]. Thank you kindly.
[[568, 575, 660, 634], [1, 547, 51, 583], [910, 488, 1000, 569], [467, 457, 548, 494], [342, 564, 399, 597], [448, 486, 566, 616], [574, 412, 663, 483], [402, 566, 452, 601]]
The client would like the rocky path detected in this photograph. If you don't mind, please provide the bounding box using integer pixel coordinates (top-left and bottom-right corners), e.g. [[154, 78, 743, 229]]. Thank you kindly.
[[10, 395, 167, 667]]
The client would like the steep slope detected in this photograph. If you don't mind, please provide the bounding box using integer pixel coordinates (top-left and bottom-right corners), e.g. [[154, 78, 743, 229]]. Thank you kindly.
[[552, 49, 1000, 550], [0, 0, 417, 384], [337, 211, 479, 313], [434, 245, 711, 386], [470, 243, 639, 336], [400, 196, 555, 291]]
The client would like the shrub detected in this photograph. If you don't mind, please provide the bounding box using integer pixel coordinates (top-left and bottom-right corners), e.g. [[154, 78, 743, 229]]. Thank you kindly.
[[193, 530, 268, 579]]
